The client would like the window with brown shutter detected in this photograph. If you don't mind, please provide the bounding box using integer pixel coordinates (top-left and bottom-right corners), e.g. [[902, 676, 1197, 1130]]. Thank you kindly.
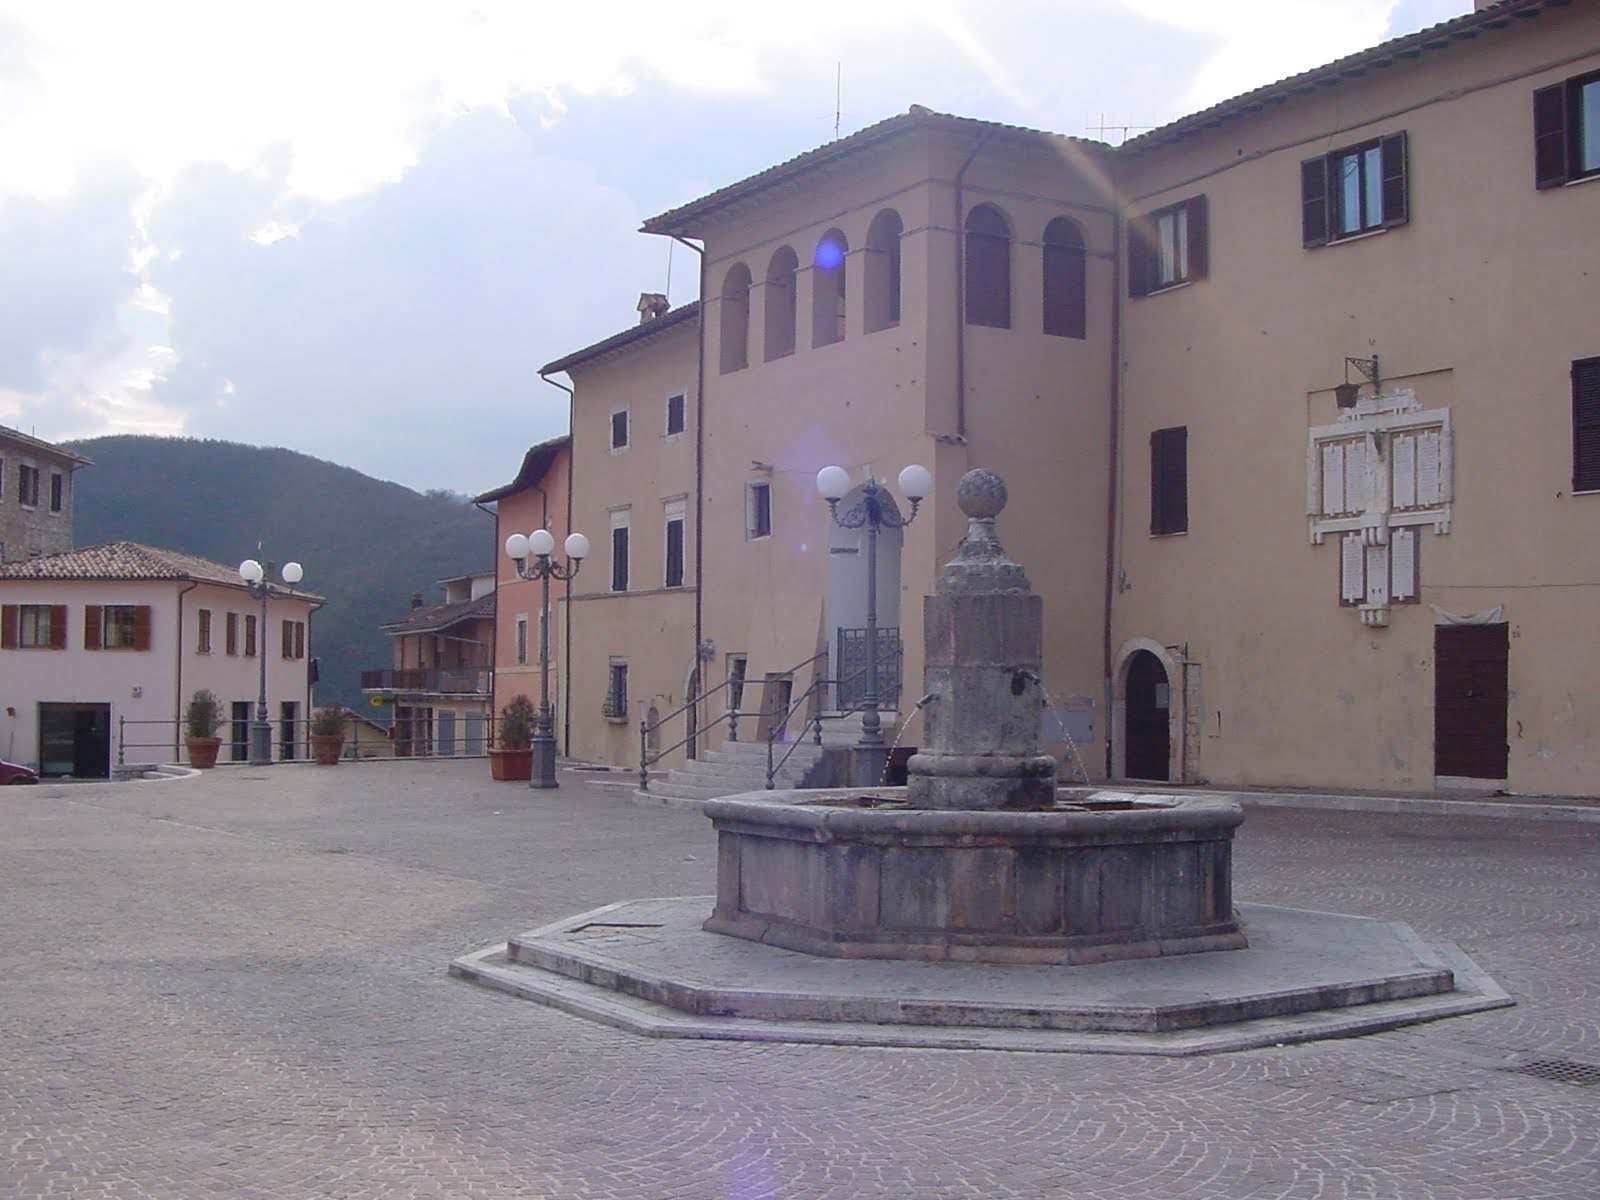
[[1129, 196, 1207, 296], [294, 621, 305, 660], [281, 618, 293, 658], [964, 204, 1012, 328], [1151, 426, 1189, 536], [198, 608, 212, 653], [1534, 70, 1600, 189], [1574, 357, 1600, 492], [0, 605, 16, 649], [9, 604, 66, 649], [1042, 217, 1087, 339], [1302, 132, 1408, 246], [132, 605, 151, 651], [244, 614, 257, 657], [226, 611, 238, 655], [84, 604, 103, 650]]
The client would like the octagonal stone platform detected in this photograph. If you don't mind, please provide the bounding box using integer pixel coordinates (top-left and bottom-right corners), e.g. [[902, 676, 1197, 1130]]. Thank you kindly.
[[451, 893, 1512, 1056]]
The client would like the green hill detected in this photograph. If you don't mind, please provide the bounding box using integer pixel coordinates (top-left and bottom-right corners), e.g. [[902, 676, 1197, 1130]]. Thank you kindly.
[[64, 436, 496, 710]]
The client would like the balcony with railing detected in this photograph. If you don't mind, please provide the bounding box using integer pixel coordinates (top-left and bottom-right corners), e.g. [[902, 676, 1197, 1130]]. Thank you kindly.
[[360, 667, 491, 696]]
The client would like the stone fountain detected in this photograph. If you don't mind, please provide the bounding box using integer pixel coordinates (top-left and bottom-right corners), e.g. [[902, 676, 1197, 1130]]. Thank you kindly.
[[702, 469, 1247, 965], [452, 469, 1512, 1054]]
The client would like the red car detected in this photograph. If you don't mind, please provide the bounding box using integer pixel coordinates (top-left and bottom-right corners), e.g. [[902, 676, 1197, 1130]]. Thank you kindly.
[[0, 759, 39, 785]]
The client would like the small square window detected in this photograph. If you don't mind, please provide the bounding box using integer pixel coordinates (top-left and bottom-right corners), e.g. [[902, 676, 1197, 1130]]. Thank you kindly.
[[610, 407, 629, 451], [666, 392, 686, 437], [604, 659, 629, 720], [18, 464, 39, 507], [1535, 70, 1600, 188]]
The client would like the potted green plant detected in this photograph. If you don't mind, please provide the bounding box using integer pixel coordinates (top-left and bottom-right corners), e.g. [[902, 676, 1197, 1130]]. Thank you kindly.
[[490, 694, 536, 781], [309, 705, 346, 765], [184, 689, 224, 769]]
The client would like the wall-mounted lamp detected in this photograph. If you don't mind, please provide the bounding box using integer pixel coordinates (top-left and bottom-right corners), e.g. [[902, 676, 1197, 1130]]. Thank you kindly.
[[1335, 354, 1381, 409]]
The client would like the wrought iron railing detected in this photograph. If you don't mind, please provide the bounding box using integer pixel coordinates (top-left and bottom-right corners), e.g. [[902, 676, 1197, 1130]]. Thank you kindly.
[[834, 626, 902, 709], [637, 648, 830, 791]]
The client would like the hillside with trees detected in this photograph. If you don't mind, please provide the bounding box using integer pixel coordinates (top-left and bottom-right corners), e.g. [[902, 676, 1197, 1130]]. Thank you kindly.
[[65, 436, 497, 709]]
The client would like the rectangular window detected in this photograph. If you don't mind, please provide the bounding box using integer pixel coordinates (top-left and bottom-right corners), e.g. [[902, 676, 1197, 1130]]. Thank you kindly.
[[1150, 426, 1188, 536], [281, 618, 293, 658], [88, 604, 149, 650], [226, 611, 238, 655], [198, 608, 212, 653], [747, 481, 772, 540], [1129, 196, 1207, 296], [1535, 70, 1600, 188], [1574, 356, 1600, 492], [610, 405, 629, 451], [665, 513, 685, 588], [514, 614, 529, 665], [610, 510, 630, 592], [49, 473, 63, 513], [279, 618, 304, 659], [665, 392, 686, 437], [1302, 132, 1408, 246], [1, 604, 67, 650], [603, 659, 629, 719], [244, 613, 258, 657], [18, 464, 39, 507]]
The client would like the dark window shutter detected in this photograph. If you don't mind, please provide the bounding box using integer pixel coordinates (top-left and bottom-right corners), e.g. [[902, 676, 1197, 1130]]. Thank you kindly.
[[1127, 217, 1153, 297], [1301, 156, 1330, 247], [1, 605, 16, 650], [612, 526, 629, 592], [1574, 357, 1600, 492], [226, 612, 238, 655], [1042, 219, 1087, 339], [1534, 82, 1570, 189], [1380, 132, 1409, 227], [281, 619, 292, 658], [295, 622, 305, 659], [132, 605, 152, 651], [1186, 195, 1209, 280], [84, 605, 103, 650], [1150, 427, 1189, 535], [50, 605, 67, 650], [665, 520, 684, 587]]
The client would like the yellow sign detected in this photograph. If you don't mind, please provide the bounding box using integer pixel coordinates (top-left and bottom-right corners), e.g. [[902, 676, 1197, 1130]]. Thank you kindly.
[[370, 695, 389, 707]]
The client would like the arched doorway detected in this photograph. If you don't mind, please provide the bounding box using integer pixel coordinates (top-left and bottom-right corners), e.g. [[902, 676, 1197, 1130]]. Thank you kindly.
[[1124, 649, 1171, 781], [826, 484, 904, 711]]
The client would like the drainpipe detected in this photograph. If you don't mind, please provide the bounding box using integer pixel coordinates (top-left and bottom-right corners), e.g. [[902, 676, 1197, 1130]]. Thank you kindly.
[[671, 234, 707, 754], [1103, 205, 1125, 779], [471, 496, 502, 742], [541, 373, 576, 756], [953, 130, 996, 440], [174, 581, 198, 762]]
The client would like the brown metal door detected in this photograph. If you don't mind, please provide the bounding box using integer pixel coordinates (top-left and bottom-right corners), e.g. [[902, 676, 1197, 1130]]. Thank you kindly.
[[1434, 624, 1509, 780]]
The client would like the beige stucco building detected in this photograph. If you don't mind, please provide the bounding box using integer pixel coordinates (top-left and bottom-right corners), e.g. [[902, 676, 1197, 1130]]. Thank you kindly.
[[520, 0, 1599, 797]]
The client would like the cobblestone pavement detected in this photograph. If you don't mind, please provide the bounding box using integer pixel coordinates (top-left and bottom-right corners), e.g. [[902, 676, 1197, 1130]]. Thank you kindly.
[[2, 762, 1597, 1199]]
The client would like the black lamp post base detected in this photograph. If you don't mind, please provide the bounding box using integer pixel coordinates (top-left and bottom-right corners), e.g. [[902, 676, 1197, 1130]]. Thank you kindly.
[[248, 720, 274, 767], [531, 734, 559, 789]]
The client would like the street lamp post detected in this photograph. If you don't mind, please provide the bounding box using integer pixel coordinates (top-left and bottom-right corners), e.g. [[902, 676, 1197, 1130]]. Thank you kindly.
[[816, 463, 931, 786], [238, 557, 303, 767], [504, 528, 589, 788]]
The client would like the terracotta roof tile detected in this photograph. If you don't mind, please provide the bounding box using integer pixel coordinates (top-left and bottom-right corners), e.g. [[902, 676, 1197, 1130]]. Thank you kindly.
[[0, 541, 325, 601]]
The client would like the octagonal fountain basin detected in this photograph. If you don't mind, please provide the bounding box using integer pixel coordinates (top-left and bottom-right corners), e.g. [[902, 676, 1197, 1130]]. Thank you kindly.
[[702, 788, 1247, 966]]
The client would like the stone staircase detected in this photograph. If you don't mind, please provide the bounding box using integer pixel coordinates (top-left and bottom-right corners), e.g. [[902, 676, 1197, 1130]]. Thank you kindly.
[[639, 713, 888, 805]]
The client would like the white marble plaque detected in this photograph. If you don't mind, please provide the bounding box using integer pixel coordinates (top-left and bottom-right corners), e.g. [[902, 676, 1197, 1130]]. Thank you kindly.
[[1392, 434, 1416, 508], [1365, 543, 1389, 606], [1344, 440, 1368, 512], [1391, 528, 1417, 600], [1323, 443, 1345, 514], [1341, 534, 1365, 602], [1417, 430, 1441, 506]]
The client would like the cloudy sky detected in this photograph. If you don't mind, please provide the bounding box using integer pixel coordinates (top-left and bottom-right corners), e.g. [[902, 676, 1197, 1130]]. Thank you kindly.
[[2, 0, 1465, 495]]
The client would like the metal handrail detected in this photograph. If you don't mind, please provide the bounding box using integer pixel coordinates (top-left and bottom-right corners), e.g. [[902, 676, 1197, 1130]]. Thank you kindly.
[[764, 661, 879, 788], [638, 647, 829, 790]]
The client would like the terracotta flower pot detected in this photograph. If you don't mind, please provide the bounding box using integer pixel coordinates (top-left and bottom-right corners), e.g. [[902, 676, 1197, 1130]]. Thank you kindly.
[[489, 747, 533, 781], [185, 736, 222, 770], [310, 734, 345, 765]]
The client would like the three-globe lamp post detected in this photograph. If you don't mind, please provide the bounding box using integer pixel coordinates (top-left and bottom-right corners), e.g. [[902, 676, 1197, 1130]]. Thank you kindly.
[[504, 528, 589, 788], [238, 557, 303, 767], [815, 462, 930, 786]]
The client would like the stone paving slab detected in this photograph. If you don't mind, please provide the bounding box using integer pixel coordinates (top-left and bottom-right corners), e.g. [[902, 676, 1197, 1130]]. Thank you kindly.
[[450, 895, 1510, 1051]]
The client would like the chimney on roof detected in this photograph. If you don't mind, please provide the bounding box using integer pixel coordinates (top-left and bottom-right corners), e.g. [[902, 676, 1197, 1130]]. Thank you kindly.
[[637, 293, 669, 324], [410, 592, 424, 609]]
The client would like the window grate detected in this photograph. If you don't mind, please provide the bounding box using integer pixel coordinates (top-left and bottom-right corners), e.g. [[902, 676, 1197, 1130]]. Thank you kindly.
[[1503, 1058, 1600, 1087]]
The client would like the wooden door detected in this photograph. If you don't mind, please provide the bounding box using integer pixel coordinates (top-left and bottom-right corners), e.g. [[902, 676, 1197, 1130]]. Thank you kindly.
[[1434, 624, 1509, 780]]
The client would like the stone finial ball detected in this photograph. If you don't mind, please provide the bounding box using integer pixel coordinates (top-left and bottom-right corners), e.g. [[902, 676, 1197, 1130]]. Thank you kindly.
[[956, 469, 1007, 518]]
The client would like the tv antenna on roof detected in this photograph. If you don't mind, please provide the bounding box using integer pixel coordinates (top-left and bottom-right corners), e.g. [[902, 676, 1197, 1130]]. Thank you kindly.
[[834, 63, 842, 140], [1086, 115, 1156, 145]]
